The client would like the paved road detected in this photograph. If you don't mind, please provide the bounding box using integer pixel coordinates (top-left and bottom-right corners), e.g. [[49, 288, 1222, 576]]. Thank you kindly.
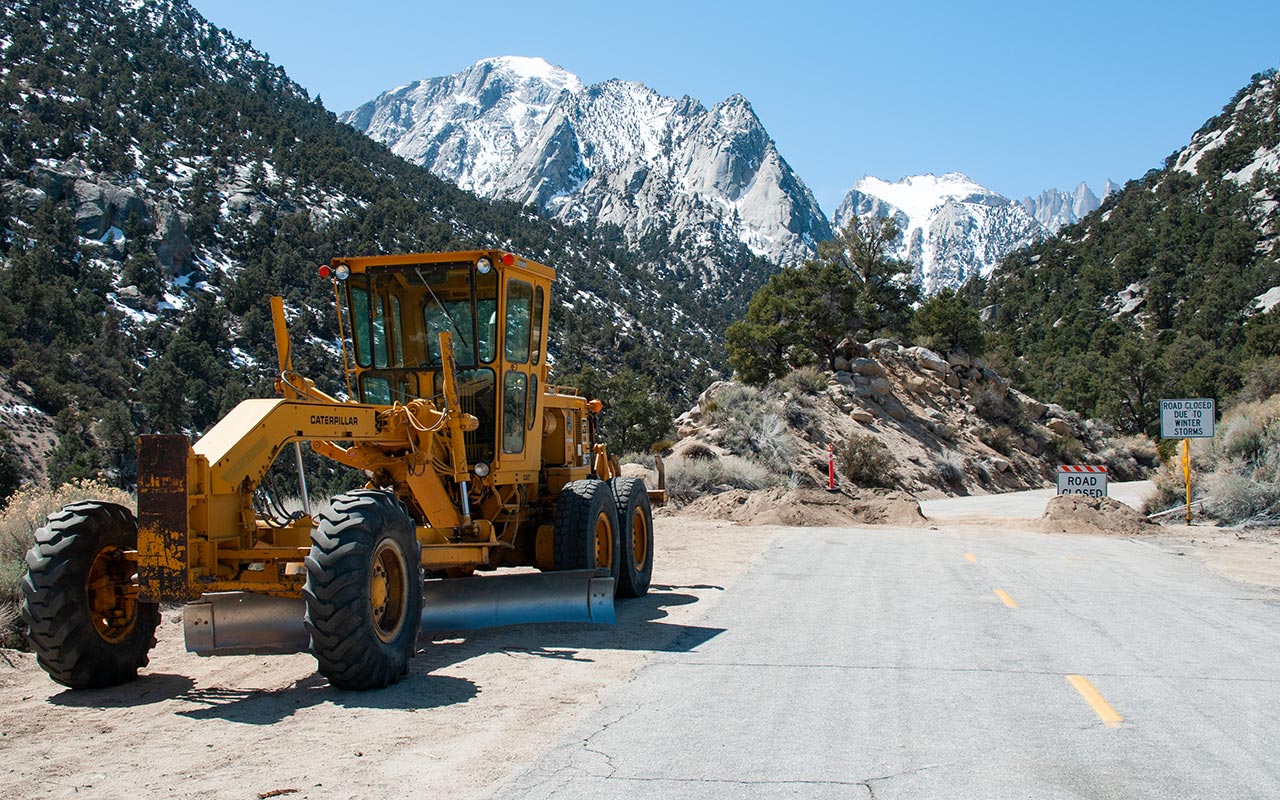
[[500, 492, 1280, 798]]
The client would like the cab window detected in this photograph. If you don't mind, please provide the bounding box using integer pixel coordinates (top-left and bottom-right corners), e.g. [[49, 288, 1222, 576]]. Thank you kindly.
[[531, 286, 545, 365], [504, 280, 533, 364], [502, 372, 527, 454], [477, 267, 498, 363]]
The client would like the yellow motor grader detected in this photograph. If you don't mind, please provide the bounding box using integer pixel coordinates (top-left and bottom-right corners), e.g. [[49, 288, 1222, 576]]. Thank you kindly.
[[22, 250, 663, 690]]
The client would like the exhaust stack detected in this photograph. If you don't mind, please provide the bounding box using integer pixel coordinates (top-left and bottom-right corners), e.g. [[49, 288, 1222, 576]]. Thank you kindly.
[[184, 570, 616, 656]]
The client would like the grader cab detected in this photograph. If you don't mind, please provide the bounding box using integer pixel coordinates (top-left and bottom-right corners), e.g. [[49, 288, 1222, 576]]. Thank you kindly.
[[22, 250, 663, 690]]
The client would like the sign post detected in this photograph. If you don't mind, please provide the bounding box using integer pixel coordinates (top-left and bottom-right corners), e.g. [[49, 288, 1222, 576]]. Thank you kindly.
[[1160, 398, 1216, 526], [1056, 465, 1108, 497]]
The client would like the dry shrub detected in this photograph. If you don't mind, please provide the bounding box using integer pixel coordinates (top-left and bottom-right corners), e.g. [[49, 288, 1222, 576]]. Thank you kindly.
[[664, 455, 775, 506], [679, 442, 718, 461], [703, 384, 797, 474], [1, 480, 133, 647], [977, 425, 1019, 456], [837, 434, 898, 488], [774, 366, 827, 396], [933, 451, 964, 488], [1202, 395, 1280, 524], [1099, 434, 1159, 481]]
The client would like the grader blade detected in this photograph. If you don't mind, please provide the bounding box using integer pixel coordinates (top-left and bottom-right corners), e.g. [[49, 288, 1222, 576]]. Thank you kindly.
[[184, 569, 615, 656]]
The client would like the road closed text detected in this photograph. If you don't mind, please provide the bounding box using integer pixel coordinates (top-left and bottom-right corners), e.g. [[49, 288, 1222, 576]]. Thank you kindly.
[[1057, 467, 1108, 497]]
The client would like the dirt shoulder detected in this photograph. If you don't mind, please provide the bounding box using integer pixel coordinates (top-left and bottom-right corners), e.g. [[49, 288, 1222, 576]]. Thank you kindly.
[[0, 519, 784, 800]]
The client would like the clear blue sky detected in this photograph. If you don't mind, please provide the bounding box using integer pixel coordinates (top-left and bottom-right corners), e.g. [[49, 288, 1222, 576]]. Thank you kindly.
[[190, 0, 1278, 214]]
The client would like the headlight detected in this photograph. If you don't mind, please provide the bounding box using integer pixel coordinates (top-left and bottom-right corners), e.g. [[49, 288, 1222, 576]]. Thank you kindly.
[[335, 264, 350, 281], [476, 257, 492, 274], [473, 461, 491, 478]]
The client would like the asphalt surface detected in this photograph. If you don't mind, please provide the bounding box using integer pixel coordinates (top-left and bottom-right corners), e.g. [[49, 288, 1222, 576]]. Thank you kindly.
[[499, 485, 1280, 799]]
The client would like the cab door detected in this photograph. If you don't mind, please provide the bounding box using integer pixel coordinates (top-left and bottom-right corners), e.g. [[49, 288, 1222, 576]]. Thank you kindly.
[[496, 276, 546, 477]]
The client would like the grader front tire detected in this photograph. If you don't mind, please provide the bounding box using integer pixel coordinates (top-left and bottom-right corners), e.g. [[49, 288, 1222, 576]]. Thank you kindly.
[[304, 490, 423, 691], [21, 501, 160, 689]]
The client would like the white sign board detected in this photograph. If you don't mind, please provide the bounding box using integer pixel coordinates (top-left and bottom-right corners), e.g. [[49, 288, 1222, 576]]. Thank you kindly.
[[1160, 398, 1215, 439], [1057, 466, 1108, 497]]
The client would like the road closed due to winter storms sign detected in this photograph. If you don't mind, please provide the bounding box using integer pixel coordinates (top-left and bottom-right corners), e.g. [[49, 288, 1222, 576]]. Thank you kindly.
[[1160, 398, 1216, 439], [1057, 465, 1108, 497]]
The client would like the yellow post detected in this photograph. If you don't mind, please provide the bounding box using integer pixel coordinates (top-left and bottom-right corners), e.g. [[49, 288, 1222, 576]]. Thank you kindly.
[[1182, 437, 1192, 525]]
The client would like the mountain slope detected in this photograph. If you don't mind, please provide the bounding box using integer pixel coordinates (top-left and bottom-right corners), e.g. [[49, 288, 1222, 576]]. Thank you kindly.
[[0, 0, 721, 488], [974, 69, 1280, 434], [342, 57, 831, 299], [833, 173, 1047, 294]]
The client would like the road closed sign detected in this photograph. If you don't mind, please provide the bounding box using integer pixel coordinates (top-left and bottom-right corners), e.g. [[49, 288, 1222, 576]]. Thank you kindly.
[[1160, 398, 1216, 439], [1057, 465, 1108, 497]]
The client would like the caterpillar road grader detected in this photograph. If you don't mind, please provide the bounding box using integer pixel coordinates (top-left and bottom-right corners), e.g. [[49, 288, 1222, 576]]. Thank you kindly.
[[22, 250, 664, 690]]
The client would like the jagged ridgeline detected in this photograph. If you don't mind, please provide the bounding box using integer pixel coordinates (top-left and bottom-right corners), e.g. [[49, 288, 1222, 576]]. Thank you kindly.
[[972, 70, 1280, 436], [0, 0, 727, 487]]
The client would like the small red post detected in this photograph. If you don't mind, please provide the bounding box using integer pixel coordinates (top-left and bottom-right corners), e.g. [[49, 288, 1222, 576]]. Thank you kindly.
[[827, 443, 836, 491]]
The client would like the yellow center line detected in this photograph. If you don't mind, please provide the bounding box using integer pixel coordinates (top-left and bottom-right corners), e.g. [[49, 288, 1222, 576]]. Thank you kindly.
[[994, 589, 1018, 608], [1066, 675, 1124, 728], [964, 553, 977, 563]]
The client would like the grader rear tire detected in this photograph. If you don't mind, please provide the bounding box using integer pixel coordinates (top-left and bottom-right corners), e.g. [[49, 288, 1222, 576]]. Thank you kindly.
[[552, 480, 621, 582], [21, 501, 160, 689], [611, 477, 653, 598], [304, 490, 423, 690]]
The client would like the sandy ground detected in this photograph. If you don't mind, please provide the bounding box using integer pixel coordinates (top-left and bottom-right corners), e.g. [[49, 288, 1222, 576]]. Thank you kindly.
[[0, 519, 783, 800], [2, 486, 1276, 799]]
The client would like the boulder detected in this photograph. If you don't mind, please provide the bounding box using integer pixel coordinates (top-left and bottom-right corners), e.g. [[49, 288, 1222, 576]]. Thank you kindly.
[[153, 203, 192, 274], [116, 285, 143, 309], [836, 337, 870, 359], [1047, 419, 1073, 437], [850, 409, 875, 424], [1022, 436, 1042, 455], [1045, 403, 1072, 420], [832, 371, 853, 386], [946, 349, 972, 369], [697, 381, 733, 409], [979, 304, 1000, 322], [904, 346, 950, 374], [833, 356, 852, 372], [882, 398, 909, 422], [906, 376, 932, 394], [850, 358, 885, 377], [868, 377, 892, 397], [944, 371, 960, 388], [1010, 389, 1047, 420], [991, 458, 1012, 473], [866, 338, 900, 354]]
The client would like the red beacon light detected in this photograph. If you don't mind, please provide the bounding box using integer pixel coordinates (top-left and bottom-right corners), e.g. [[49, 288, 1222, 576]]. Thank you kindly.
[[500, 253, 515, 266], [318, 264, 332, 279]]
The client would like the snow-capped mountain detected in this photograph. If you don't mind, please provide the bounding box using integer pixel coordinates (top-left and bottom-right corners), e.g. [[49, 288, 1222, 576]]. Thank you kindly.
[[833, 173, 1047, 294], [341, 57, 830, 278], [1019, 181, 1113, 232]]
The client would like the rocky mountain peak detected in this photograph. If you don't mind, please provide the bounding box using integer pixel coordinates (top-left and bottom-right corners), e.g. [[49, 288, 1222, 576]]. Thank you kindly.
[[835, 173, 1046, 294], [342, 57, 831, 278]]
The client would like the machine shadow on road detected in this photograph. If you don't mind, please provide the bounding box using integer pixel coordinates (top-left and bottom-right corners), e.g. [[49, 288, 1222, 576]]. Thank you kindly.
[[171, 672, 480, 725], [412, 587, 727, 672], [45, 588, 722, 722], [47, 672, 198, 708]]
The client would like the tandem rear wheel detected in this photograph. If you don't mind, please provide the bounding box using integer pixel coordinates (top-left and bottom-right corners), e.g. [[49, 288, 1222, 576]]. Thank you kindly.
[[553, 477, 653, 598]]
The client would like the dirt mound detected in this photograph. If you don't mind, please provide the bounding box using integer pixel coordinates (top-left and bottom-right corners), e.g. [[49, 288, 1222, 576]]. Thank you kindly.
[[679, 487, 927, 527], [1039, 494, 1157, 536]]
